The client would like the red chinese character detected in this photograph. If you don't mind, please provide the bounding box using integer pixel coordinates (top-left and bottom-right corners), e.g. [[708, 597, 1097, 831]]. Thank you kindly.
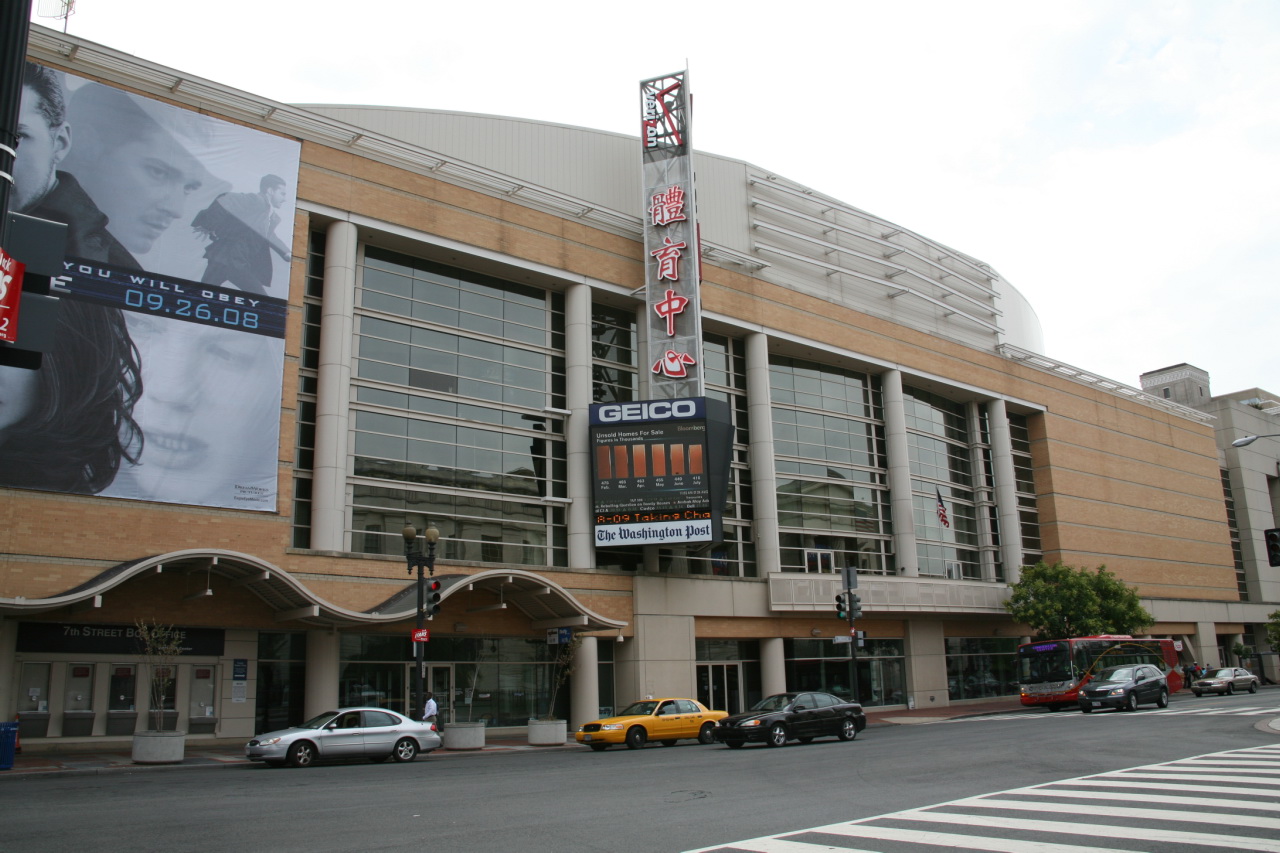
[[653, 289, 690, 337], [652, 350, 697, 379], [650, 236, 686, 282], [649, 186, 687, 226]]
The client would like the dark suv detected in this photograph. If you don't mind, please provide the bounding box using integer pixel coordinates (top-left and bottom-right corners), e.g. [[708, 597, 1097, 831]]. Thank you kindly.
[[1077, 664, 1169, 713]]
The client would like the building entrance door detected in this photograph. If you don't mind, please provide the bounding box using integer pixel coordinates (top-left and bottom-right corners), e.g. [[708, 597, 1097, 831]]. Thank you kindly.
[[696, 663, 743, 714], [405, 664, 453, 724]]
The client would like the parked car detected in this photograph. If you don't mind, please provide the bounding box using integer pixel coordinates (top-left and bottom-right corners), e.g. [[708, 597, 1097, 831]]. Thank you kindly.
[[1191, 667, 1260, 696], [576, 697, 727, 751], [711, 691, 866, 748], [245, 707, 440, 767], [1077, 664, 1168, 713]]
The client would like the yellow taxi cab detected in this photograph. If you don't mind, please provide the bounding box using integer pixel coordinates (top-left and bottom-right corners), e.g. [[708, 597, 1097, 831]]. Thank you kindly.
[[576, 697, 727, 751]]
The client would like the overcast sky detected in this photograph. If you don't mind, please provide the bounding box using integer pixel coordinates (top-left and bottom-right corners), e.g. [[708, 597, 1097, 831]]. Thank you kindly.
[[37, 0, 1279, 397]]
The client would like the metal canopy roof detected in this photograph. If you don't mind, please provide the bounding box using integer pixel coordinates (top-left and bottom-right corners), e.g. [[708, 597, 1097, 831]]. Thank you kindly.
[[0, 549, 627, 632]]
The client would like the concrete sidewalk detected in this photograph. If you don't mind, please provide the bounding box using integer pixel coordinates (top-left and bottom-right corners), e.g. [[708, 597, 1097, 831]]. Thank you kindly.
[[0, 699, 1025, 779]]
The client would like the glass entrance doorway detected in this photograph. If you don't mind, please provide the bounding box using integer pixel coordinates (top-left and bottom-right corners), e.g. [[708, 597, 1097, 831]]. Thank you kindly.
[[697, 663, 743, 714], [406, 664, 453, 724]]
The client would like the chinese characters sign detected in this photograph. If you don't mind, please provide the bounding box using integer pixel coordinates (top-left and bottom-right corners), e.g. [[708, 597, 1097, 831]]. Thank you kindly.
[[641, 71, 703, 399]]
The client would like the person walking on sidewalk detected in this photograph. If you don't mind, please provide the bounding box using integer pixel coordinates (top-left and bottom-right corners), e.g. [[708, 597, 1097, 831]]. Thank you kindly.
[[422, 692, 441, 731]]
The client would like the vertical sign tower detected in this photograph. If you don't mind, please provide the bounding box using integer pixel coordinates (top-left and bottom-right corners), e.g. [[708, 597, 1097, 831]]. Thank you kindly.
[[640, 71, 703, 400]]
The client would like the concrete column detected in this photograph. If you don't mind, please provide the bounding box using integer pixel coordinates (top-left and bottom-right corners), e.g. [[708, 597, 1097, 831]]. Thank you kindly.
[[564, 282, 594, 569], [882, 370, 918, 577], [745, 332, 782, 574], [1225, 633, 1246, 667], [304, 630, 341, 717], [903, 620, 949, 709], [0, 618, 16, 721], [310, 221, 358, 552], [569, 635, 599, 729], [1193, 621, 1219, 668], [987, 399, 1024, 583], [760, 637, 787, 695]]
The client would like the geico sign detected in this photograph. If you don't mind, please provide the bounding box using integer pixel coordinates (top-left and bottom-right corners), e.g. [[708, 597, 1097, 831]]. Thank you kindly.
[[595, 400, 698, 423]]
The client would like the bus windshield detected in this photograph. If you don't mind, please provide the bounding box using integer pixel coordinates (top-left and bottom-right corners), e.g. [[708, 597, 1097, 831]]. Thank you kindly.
[[1018, 642, 1074, 684]]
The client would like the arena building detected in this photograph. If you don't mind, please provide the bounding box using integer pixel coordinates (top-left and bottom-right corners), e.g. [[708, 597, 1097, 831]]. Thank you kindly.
[[0, 26, 1250, 745]]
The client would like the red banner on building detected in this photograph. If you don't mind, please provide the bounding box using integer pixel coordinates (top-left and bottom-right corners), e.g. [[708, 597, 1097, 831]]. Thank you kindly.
[[0, 245, 26, 343]]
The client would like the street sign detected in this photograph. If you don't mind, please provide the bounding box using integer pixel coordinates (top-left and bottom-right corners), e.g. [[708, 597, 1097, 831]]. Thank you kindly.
[[0, 245, 26, 344], [833, 635, 851, 644], [412, 628, 430, 643], [547, 627, 573, 644]]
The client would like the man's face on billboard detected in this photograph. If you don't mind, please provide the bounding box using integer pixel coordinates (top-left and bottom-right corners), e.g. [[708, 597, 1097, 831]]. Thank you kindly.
[[78, 132, 204, 254], [13, 86, 70, 213]]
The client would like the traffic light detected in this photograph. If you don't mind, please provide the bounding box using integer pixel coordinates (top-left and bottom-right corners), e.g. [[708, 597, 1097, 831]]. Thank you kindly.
[[1265, 528, 1280, 568], [849, 594, 863, 621], [426, 579, 442, 618], [835, 592, 849, 620]]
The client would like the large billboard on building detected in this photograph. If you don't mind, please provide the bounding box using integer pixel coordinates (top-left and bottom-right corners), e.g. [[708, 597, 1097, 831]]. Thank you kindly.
[[0, 63, 299, 510], [640, 71, 703, 400], [590, 397, 733, 546]]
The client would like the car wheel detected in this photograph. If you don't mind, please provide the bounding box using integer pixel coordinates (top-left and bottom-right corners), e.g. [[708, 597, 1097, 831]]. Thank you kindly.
[[1249, 681, 1258, 694], [1080, 705, 1092, 714], [392, 737, 418, 763], [1124, 692, 1138, 712], [1193, 691, 1202, 697], [766, 722, 788, 748], [625, 726, 647, 750], [1156, 689, 1169, 709], [1226, 683, 1235, 695], [725, 740, 744, 749], [837, 718, 858, 741], [287, 741, 316, 768], [698, 723, 716, 745], [660, 740, 677, 747], [589, 743, 608, 752]]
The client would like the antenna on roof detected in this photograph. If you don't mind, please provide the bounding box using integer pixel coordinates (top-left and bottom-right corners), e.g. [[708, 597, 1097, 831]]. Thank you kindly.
[[35, 0, 75, 33]]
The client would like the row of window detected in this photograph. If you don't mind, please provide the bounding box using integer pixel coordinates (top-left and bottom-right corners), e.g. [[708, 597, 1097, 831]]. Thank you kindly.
[[293, 237, 1040, 576]]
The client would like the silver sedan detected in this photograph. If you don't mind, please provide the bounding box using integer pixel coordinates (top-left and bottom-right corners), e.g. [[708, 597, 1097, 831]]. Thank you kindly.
[[245, 707, 441, 767], [1191, 667, 1260, 697]]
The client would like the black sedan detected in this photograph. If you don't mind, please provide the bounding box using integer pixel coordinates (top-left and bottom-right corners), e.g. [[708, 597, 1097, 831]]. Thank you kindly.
[[711, 691, 866, 748], [1077, 664, 1169, 713]]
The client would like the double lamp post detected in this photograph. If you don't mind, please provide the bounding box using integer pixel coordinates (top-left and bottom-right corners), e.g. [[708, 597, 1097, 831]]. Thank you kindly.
[[403, 524, 440, 723]]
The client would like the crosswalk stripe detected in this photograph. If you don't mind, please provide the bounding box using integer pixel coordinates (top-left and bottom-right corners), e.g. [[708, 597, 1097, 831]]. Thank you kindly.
[[881, 810, 1280, 851], [948, 796, 1280, 829], [1113, 770, 1280, 784], [997, 786, 1280, 811], [1043, 778, 1280, 797], [809, 824, 1139, 853]]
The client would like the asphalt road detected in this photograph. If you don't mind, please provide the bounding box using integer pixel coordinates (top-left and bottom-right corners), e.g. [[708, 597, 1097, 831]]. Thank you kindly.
[[6, 691, 1278, 853]]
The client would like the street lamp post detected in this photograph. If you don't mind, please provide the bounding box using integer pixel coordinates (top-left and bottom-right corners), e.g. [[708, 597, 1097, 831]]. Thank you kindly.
[[1231, 434, 1280, 447], [403, 524, 440, 723]]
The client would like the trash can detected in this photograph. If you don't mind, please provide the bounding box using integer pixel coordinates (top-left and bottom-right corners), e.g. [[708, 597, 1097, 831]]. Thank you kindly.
[[0, 722, 18, 771]]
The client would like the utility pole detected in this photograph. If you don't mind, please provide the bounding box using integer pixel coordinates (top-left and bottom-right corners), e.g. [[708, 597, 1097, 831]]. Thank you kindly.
[[840, 565, 862, 703]]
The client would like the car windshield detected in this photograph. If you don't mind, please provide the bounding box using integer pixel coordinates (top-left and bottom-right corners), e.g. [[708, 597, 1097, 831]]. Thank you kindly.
[[1209, 668, 1234, 678], [1095, 667, 1134, 682], [618, 701, 658, 716], [299, 711, 340, 728], [750, 694, 794, 712]]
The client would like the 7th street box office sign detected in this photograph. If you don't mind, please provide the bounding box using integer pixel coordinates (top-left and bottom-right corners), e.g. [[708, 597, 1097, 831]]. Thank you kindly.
[[590, 397, 733, 546]]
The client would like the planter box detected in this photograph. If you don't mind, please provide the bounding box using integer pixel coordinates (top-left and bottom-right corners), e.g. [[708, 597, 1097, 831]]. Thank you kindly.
[[132, 730, 186, 764], [527, 718, 567, 746], [442, 721, 486, 751], [61, 711, 95, 737]]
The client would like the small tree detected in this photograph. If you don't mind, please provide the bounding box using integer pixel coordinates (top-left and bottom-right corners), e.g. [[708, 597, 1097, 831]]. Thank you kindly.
[[1231, 641, 1252, 668], [134, 620, 184, 732], [540, 633, 581, 721], [1004, 562, 1155, 640], [1266, 610, 1280, 656]]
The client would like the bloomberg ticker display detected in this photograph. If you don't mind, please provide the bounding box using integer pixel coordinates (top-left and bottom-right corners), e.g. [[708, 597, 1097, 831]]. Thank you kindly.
[[590, 397, 733, 547]]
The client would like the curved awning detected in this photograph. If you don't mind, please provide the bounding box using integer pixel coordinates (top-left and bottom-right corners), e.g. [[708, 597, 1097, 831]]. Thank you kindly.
[[0, 549, 627, 632]]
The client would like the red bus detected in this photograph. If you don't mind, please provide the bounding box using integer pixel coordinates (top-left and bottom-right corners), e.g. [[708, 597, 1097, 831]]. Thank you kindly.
[[1017, 635, 1185, 710]]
